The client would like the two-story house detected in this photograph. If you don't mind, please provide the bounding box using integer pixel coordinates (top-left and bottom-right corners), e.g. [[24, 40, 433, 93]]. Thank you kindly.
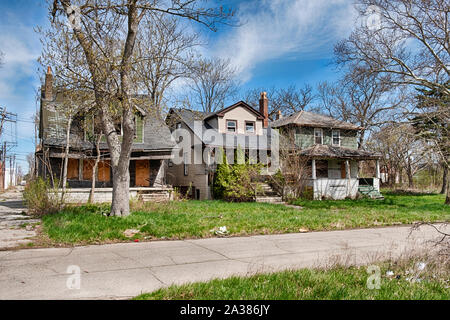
[[165, 92, 276, 200], [270, 111, 382, 200], [36, 67, 177, 202]]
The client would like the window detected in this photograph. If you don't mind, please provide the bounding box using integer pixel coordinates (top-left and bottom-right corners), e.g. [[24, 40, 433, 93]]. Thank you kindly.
[[183, 152, 189, 176], [245, 121, 255, 134], [314, 128, 323, 144], [67, 159, 79, 180], [316, 160, 328, 178], [332, 130, 340, 146], [227, 120, 237, 133], [176, 122, 182, 130]]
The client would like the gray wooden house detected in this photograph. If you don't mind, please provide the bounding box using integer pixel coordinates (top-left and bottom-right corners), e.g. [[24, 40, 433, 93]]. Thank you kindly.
[[271, 111, 382, 200], [36, 68, 176, 200]]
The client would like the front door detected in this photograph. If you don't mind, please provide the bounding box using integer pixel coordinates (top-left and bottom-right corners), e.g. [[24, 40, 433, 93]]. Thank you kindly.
[[135, 160, 150, 187], [340, 162, 347, 179]]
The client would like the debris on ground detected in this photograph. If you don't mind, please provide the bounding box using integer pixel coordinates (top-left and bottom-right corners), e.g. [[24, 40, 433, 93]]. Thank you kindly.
[[123, 229, 140, 238], [210, 226, 229, 236], [416, 262, 427, 271], [386, 270, 395, 277]]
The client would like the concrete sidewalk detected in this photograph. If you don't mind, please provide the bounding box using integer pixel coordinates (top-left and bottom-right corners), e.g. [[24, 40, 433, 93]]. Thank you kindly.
[[0, 188, 39, 249], [0, 224, 446, 300]]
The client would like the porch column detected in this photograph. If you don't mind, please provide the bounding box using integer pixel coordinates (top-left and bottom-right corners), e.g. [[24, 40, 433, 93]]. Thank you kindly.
[[376, 159, 380, 179], [311, 159, 316, 180]]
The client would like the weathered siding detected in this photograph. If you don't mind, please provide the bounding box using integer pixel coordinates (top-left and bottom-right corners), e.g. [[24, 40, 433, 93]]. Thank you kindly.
[[165, 121, 211, 200], [294, 127, 358, 149], [340, 130, 358, 149]]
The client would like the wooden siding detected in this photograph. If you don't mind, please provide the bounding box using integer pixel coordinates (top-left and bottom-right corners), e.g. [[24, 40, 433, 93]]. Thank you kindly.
[[295, 127, 358, 149]]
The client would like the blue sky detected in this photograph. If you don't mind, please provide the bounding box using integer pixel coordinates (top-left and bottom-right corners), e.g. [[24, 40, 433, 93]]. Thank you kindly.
[[0, 0, 357, 173]]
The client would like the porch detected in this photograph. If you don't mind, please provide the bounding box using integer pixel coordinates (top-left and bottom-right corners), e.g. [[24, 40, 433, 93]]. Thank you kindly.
[[37, 149, 173, 189], [300, 145, 382, 200], [58, 187, 174, 204]]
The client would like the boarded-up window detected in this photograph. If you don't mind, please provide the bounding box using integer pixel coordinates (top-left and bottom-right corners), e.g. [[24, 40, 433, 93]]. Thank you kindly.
[[83, 160, 95, 180], [98, 161, 111, 182], [67, 159, 79, 180], [135, 160, 150, 187]]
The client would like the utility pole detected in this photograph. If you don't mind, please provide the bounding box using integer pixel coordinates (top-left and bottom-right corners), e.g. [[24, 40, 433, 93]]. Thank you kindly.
[[0, 107, 18, 190]]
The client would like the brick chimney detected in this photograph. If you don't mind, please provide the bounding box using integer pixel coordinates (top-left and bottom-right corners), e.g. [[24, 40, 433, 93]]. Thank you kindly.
[[43, 66, 53, 100], [259, 92, 268, 128], [276, 110, 282, 120]]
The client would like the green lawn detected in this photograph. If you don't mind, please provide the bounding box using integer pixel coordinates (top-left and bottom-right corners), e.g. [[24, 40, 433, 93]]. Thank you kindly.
[[39, 191, 449, 245], [135, 261, 449, 300]]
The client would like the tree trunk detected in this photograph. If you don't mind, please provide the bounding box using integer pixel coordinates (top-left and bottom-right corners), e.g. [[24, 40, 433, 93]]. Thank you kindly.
[[110, 165, 130, 216], [440, 163, 448, 194], [88, 134, 102, 204], [407, 168, 414, 189], [61, 116, 72, 202], [446, 172, 450, 205]]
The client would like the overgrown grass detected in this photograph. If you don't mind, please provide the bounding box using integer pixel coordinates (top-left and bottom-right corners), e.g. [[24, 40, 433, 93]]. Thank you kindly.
[[40, 191, 449, 245], [135, 257, 450, 300]]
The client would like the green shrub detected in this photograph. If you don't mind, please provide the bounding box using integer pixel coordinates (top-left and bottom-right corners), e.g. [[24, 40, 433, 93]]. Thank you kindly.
[[23, 178, 63, 216], [213, 148, 262, 202]]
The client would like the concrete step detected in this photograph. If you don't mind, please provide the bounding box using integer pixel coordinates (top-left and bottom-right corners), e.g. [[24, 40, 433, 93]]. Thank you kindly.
[[139, 192, 171, 202], [256, 196, 284, 204]]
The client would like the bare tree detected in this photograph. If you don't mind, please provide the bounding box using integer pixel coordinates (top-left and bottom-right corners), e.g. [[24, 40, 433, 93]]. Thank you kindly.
[[88, 132, 103, 204], [26, 153, 36, 180], [133, 14, 199, 115], [370, 124, 428, 188], [183, 57, 238, 113], [56, 90, 93, 202], [335, 0, 449, 96], [44, 0, 233, 216], [244, 84, 315, 119], [268, 128, 311, 200], [317, 70, 404, 148]]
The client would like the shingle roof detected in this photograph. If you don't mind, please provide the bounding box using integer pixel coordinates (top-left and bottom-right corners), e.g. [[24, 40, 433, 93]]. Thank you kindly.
[[41, 98, 176, 151], [270, 110, 362, 130], [168, 108, 275, 150], [299, 144, 381, 160]]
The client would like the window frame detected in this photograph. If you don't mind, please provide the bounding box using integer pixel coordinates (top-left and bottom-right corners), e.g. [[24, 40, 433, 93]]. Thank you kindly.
[[314, 128, 323, 145], [245, 121, 255, 134], [332, 129, 341, 146], [226, 120, 237, 133], [183, 152, 189, 176]]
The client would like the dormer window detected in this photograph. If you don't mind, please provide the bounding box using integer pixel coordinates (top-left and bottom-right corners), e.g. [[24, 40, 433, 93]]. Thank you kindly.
[[227, 120, 237, 133], [245, 121, 255, 134], [332, 129, 340, 146], [314, 128, 323, 144]]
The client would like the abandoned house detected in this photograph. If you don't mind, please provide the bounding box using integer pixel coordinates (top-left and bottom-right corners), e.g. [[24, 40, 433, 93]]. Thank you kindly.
[[165, 92, 277, 200], [36, 67, 177, 202], [36, 66, 381, 203], [270, 111, 383, 200]]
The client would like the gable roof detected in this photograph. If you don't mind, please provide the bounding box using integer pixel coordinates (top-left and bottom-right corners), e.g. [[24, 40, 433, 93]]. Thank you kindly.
[[270, 110, 362, 130], [166, 108, 274, 150], [203, 101, 265, 121]]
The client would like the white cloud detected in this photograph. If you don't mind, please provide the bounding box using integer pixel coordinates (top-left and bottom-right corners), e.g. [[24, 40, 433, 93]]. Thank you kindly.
[[213, 0, 357, 80]]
